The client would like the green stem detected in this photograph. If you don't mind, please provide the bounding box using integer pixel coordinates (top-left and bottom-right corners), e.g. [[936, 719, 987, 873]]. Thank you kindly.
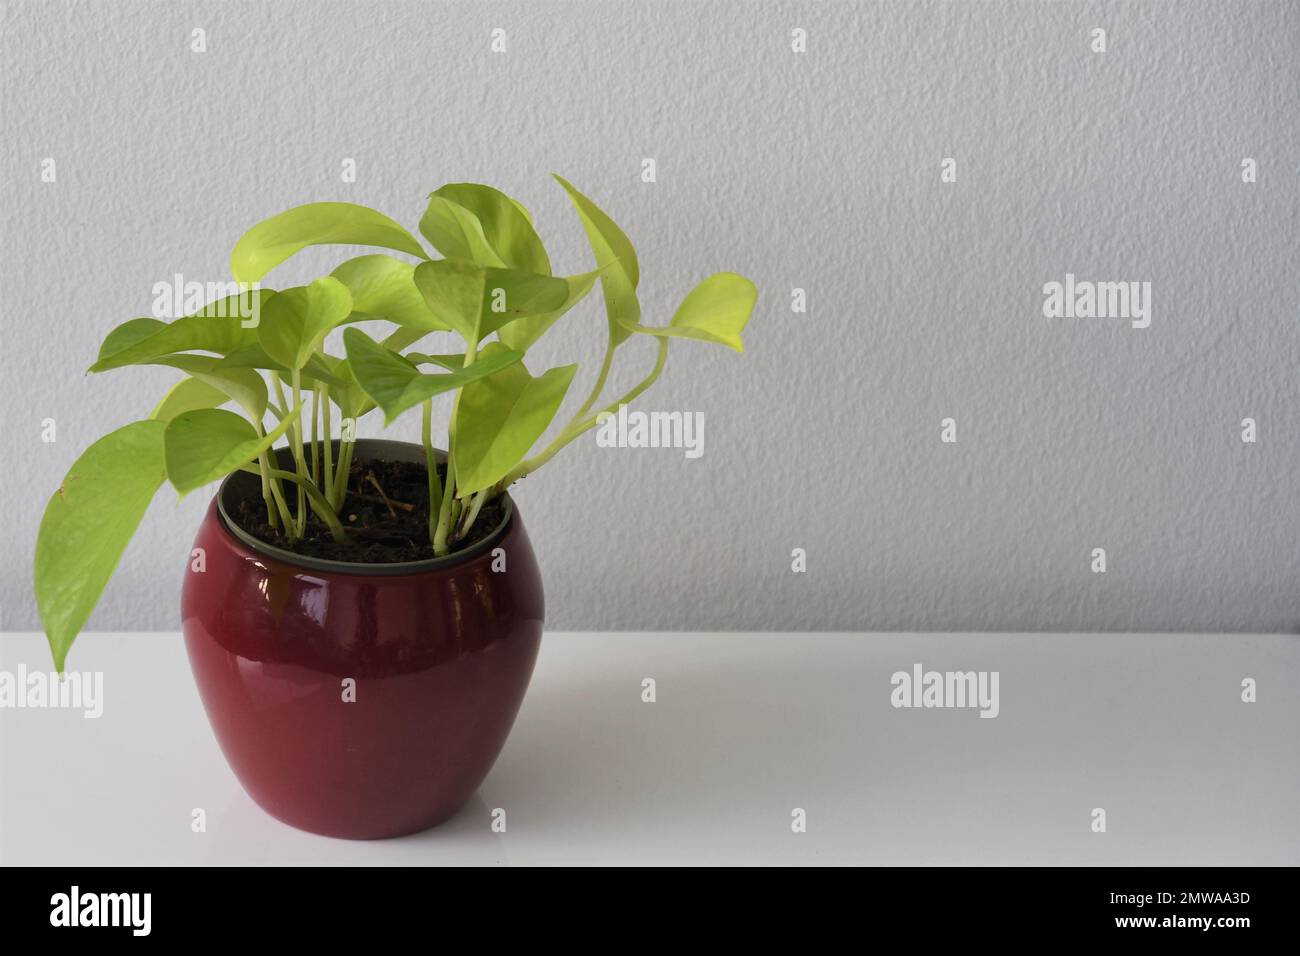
[[257, 455, 279, 530], [332, 431, 355, 511], [254, 420, 293, 536], [500, 338, 669, 489], [290, 369, 308, 536], [575, 338, 615, 418], [457, 489, 486, 540], [240, 464, 349, 544], [322, 386, 333, 498], [421, 399, 442, 547], [432, 457, 457, 556], [309, 385, 320, 485]]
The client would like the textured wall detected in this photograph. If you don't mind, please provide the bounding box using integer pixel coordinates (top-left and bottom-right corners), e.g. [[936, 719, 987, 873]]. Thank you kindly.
[[2, 1, 1298, 634]]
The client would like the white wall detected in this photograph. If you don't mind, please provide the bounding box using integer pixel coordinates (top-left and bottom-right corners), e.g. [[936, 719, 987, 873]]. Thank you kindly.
[[3, 1, 1298, 633]]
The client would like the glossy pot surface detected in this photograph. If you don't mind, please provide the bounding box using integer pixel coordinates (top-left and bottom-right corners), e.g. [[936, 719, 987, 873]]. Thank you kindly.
[[181, 440, 543, 839]]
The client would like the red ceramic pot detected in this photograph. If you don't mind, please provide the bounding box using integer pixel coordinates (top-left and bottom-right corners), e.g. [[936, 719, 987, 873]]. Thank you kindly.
[[181, 440, 543, 839]]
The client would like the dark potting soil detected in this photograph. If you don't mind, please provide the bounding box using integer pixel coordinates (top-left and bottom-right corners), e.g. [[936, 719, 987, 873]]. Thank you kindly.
[[230, 458, 506, 563]]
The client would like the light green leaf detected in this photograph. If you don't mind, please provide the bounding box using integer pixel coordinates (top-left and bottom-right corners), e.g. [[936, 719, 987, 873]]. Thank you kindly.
[[412, 258, 569, 345], [151, 354, 268, 419], [419, 183, 551, 275], [35, 420, 168, 671], [91, 290, 274, 372], [405, 352, 465, 371], [164, 406, 299, 495], [620, 272, 758, 353], [217, 344, 347, 390], [231, 202, 427, 284], [257, 278, 353, 371], [343, 327, 524, 425], [552, 174, 641, 346], [453, 342, 578, 496], [381, 324, 430, 353], [497, 267, 604, 352], [150, 377, 231, 422], [98, 317, 167, 360], [319, 356, 375, 422], [331, 254, 450, 332]]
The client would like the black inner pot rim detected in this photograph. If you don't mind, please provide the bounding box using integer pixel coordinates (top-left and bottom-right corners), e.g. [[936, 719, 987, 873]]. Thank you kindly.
[[215, 438, 514, 576]]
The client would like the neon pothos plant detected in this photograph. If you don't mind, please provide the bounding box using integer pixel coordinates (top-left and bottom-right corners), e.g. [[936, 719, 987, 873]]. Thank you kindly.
[[34, 176, 758, 671]]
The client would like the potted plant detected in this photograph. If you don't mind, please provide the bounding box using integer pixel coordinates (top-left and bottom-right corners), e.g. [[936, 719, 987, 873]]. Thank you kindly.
[[33, 175, 758, 839]]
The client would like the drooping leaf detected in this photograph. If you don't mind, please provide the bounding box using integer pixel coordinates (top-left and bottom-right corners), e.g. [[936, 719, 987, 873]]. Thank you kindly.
[[97, 317, 167, 360], [453, 342, 578, 496], [91, 290, 274, 372], [331, 254, 450, 332], [412, 258, 569, 345], [35, 420, 168, 671], [620, 272, 758, 352], [381, 324, 430, 353], [497, 267, 604, 352], [342, 327, 524, 425], [216, 344, 347, 390], [163, 407, 299, 495], [150, 376, 231, 422], [419, 183, 551, 275], [320, 356, 376, 422], [552, 174, 641, 346], [405, 352, 465, 371], [230, 202, 427, 284], [151, 355, 268, 419], [257, 278, 353, 371]]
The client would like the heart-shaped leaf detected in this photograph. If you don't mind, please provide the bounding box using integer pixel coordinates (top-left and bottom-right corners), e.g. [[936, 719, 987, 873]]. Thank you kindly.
[[412, 258, 570, 345], [150, 377, 231, 422], [215, 344, 346, 390], [553, 174, 641, 347], [231, 202, 428, 284], [98, 317, 167, 360], [318, 355, 376, 422], [164, 407, 299, 495], [453, 342, 578, 496], [331, 254, 450, 332], [343, 327, 525, 425], [91, 289, 274, 372], [620, 272, 758, 352], [497, 267, 604, 352], [151, 355, 268, 419], [405, 352, 465, 370], [35, 420, 168, 671], [419, 183, 551, 276], [257, 278, 353, 371]]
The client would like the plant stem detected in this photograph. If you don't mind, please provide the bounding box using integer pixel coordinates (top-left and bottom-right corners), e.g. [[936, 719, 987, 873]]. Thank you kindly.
[[332, 433, 354, 511], [257, 458, 279, 530], [575, 338, 615, 418], [257, 448, 294, 535], [254, 419, 294, 535], [421, 398, 442, 546], [432, 456, 457, 556], [309, 384, 320, 485], [322, 386, 333, 498], [290, 369, 309, 536], [457, 489, 486, 539], [500, 337, 669, 489], [240, 464, 349, 544]]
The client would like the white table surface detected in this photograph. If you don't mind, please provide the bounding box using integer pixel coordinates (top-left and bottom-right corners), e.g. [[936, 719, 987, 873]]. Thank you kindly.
[[2, 630, 1297, 866]]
